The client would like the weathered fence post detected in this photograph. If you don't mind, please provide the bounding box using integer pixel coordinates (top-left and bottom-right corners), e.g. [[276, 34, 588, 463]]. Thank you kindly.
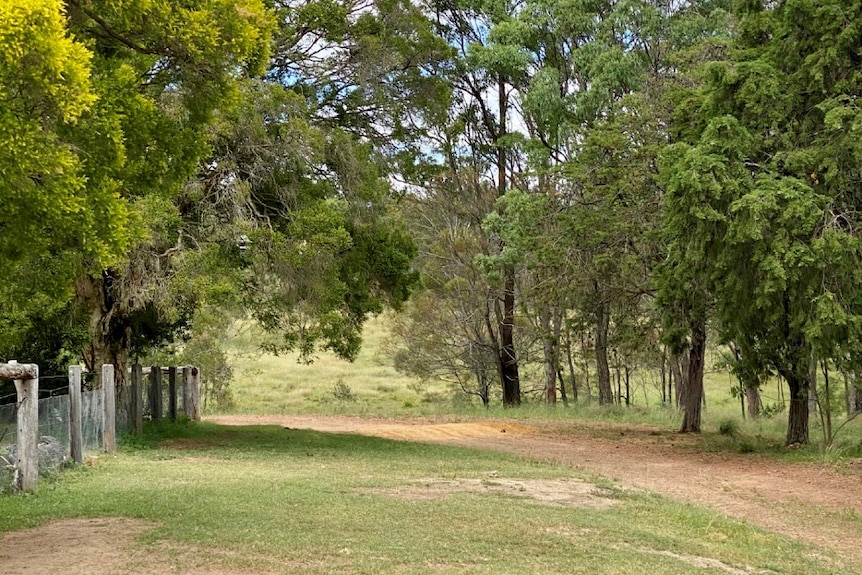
[[68, 365, 83, 465], [168, 366, 177, 422], [102, 364, 116, 454], [131, 363, 143, 435], [0, 361, 39, 491], [149, 365, 163, 422], [182, 367, 191, 420], [182, 366, 201, 421], [191, 366, 201, 421]]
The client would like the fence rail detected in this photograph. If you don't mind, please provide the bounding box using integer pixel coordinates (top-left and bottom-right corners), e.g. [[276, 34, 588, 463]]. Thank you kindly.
[[1, 362, 200, 492]]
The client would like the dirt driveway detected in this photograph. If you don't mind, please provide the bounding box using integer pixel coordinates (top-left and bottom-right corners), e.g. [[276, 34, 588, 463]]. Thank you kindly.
[[209, 414, 862, 563]]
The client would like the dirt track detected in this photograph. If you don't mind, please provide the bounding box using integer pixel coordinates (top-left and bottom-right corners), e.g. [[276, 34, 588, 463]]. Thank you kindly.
[[209, 414, 862, 563]]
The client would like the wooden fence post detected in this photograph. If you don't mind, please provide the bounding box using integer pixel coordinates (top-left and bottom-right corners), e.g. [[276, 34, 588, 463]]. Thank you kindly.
[[149, 365, 163, 422], [102, 364, 116, 453], [168, 367, 177, 422], [182, 367, 201, 420], [131, 363, 143, 435], [182, 367, 191, 420], [68, 365, 83, 465], [191, 366, 201, 421], [3, 361, 40, 491]]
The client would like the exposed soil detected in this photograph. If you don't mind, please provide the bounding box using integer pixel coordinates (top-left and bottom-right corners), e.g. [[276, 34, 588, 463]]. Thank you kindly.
[[209, 414, 862, 564], [0, 518, 282, 575], [360, 476, 619, 509]]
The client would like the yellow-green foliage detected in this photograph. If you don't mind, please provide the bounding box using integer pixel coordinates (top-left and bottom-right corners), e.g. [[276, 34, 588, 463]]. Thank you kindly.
[[0, 0, 115, 267]]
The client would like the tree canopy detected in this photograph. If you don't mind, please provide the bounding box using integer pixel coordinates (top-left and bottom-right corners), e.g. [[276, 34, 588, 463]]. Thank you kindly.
[[5, 0, 862, 445]]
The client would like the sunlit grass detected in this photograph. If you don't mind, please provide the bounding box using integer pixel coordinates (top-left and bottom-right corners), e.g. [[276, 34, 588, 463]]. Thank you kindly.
[[220, 315, 862, 457]]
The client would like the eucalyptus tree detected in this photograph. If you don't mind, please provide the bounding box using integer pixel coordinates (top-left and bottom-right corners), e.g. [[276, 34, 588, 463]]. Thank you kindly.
[[483, 0, 695, 406], [661, 0, 862, 444], [399, 0, 536, 405], [386, 184, 501, 404]]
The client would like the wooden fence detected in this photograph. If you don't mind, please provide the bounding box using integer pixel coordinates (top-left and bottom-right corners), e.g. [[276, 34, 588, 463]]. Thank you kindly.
[[1, 362, 200, 492]]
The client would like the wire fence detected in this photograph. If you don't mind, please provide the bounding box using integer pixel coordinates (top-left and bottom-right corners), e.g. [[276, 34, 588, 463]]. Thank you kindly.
[[1, 382, 107, 490], [2, 364, 199, 491]]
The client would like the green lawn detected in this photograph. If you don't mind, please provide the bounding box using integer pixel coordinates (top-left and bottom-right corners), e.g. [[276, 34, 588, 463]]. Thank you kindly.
[[0, 421, 850, 574]]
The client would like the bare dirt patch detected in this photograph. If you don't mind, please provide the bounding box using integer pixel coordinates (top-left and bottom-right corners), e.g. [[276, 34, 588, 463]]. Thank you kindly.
[[361, 476, 618, 509], [0, 518, 274, 575], [209, 414, 862, 565]]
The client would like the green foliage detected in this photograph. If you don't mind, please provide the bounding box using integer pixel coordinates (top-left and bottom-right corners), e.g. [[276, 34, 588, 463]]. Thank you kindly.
[[659, 0, 862, 444], [331, 379, 357, 402], [718, 418, 738, 436], [0, 0, 133, 342]]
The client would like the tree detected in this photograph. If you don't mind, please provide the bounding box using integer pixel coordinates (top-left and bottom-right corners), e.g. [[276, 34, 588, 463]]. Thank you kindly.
[[200, 80, 419, 360], [0, 0, 133, 354], [52, 0, 274, 384], [661, 0, 862, 445], [387, 177, 501, 405]]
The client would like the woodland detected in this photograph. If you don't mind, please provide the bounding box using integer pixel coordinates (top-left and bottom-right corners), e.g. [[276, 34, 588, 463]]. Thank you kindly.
[[3, 0, 862, 447]]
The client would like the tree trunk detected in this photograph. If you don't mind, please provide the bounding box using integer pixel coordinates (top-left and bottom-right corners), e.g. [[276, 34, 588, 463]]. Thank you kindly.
[[624, 364, 630, 407], [680, 320, 706, 433], [821, 360, 832, 444], [499, 271, 520, 406], [477, 371, 489, 407], [745, 386, 761, 419], [782, 367, 810, 446], [540, 304, 557, 406], [580, 333, 592, 403], [841, 368, 854, 418], [496, 73, 520, 407], [670, 353, 688, 408], [595, 303, 613, 405], [557, 369, 569, 407], [808, 352, 818, 423], [564, 332, 578, 404], [76, 272, 131, 398]]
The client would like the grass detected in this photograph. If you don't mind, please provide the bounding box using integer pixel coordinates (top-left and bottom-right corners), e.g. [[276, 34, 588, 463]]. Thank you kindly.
[[220, 316, 441, 416], [219, 316, 862, 460], [0, 421, 852, 574], [3, 317, 859, 572]]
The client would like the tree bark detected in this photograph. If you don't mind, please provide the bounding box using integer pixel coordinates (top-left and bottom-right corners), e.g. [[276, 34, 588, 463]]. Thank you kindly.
[[564, 331, 578, 404], [540, 304, 556, 405], [579, 333, 592, 403], [499, 272, 520, 406], [745, 386, 761, 419], [557, 369, 569, 407], [540, 304, 563, 406], [595, 302, 613, 405], [782, 367, 810, 446], [680, 319, 706, 433], [76, 272, 131, 397]]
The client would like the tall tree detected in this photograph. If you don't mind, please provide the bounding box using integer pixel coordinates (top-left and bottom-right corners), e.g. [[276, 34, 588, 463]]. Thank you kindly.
[[662, 0, 862, 445], [0, 0, 133, 355], [59, 0, 272, 381]]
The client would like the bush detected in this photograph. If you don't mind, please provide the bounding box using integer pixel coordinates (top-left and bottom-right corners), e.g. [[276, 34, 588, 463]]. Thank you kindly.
[[718, 418, 739, 436], [332, 380, 356, 402]]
